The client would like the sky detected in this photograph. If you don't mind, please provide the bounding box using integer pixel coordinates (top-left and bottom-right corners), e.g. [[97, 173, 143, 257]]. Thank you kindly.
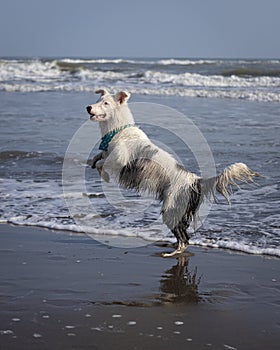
[[0, 0, 279, 59]]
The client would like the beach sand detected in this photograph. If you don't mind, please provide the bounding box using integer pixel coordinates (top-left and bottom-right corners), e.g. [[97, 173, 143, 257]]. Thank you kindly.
[[0, 224, 279, 350]]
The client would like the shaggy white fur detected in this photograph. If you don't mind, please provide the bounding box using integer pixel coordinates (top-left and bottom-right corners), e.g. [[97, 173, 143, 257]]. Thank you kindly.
[[87, 89, 261, 257]]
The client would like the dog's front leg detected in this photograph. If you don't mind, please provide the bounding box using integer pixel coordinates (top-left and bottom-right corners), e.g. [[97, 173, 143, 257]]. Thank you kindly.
[[96, 159, 110, 183], [92, 152, 104, 169]]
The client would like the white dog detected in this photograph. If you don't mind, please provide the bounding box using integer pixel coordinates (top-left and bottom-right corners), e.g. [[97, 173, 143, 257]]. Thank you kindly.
[[87, 89, 260, 257]]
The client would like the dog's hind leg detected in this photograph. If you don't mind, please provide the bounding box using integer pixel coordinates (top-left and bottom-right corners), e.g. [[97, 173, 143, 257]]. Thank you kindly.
[[162, 221, 189, 257], [162, 181, 202, 257]]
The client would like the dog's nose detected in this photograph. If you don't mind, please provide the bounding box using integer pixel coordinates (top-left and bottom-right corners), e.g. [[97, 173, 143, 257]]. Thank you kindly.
[[86, 106, 92, 113]]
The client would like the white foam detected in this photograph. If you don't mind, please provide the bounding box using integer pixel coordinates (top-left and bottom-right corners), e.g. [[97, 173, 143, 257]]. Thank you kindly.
[[142, 70, 280, 88], [4, 208, 280, 257], [59, 58, 143, 65], [190, 237, 280, 257], [1, 83, 279, 102], [130, 87, 280, 103], [0, 60, 63, 83], [1, 59, 279, 102], [60, 58, 216, 65], [76, 69, 125, 81], [0, 177, 279, 256], [157, 59, 215, 65]]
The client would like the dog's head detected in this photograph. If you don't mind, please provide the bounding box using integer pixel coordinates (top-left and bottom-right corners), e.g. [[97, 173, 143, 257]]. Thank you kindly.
[[86, 89, 131, 122]]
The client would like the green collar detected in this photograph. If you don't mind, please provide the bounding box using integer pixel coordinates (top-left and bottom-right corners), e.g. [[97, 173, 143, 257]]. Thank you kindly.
[[99, 124, 134, 151]]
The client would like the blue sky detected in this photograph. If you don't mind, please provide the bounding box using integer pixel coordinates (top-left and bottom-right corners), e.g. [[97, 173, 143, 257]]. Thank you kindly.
[[1, 0, 279, 58]]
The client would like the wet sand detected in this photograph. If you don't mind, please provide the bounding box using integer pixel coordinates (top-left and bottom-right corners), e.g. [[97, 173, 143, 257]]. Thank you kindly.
[[0, 224, 279, 350]]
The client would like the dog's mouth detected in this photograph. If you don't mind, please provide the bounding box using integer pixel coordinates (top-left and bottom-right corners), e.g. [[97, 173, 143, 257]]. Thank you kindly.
[[89, 114, 106, 121]]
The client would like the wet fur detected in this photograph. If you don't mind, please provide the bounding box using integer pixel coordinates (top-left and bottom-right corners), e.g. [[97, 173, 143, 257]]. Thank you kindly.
[[87, 89, 261, 257]]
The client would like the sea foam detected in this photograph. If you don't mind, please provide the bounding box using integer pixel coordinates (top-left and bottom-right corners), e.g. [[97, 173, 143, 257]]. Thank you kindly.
[[0, 176, 279, 257], [0, 58, 279, 102]]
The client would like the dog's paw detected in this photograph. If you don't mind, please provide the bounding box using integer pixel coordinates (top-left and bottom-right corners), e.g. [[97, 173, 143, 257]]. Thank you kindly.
[[92, 153, 103, 169], [162, 251, 179, 258], [101, 171, 110, 183]]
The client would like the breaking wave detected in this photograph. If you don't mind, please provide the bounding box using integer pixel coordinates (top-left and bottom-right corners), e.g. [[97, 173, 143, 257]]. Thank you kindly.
[[0, 58, 279, 102]]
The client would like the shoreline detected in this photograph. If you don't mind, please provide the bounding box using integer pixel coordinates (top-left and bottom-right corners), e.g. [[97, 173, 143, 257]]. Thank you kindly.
[[0, 223, 279, 349], [3, 221, 279, 258]]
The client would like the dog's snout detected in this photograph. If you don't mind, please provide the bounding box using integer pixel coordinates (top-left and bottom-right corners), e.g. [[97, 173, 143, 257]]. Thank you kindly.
[[86, 106, 92, 113]]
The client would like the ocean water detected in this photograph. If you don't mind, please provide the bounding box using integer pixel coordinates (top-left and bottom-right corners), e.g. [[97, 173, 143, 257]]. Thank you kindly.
[[0, 57, 279, 256], [1, 57, 280, 101]]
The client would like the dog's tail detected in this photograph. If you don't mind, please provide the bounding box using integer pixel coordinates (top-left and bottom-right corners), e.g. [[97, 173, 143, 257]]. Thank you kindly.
[[201, 162, 262, 203]]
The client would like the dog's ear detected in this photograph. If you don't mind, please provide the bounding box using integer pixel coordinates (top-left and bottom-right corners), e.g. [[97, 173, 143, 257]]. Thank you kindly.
[[95, 88, 109, 96], [115, 91, 131, 104]]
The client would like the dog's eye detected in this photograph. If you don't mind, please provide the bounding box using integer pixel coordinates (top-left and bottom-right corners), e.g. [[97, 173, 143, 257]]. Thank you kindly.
[[104, 101, 109, 106]]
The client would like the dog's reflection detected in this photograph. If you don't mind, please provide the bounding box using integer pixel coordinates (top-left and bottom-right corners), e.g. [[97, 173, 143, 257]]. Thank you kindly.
[[157, 255, 201, 304]]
